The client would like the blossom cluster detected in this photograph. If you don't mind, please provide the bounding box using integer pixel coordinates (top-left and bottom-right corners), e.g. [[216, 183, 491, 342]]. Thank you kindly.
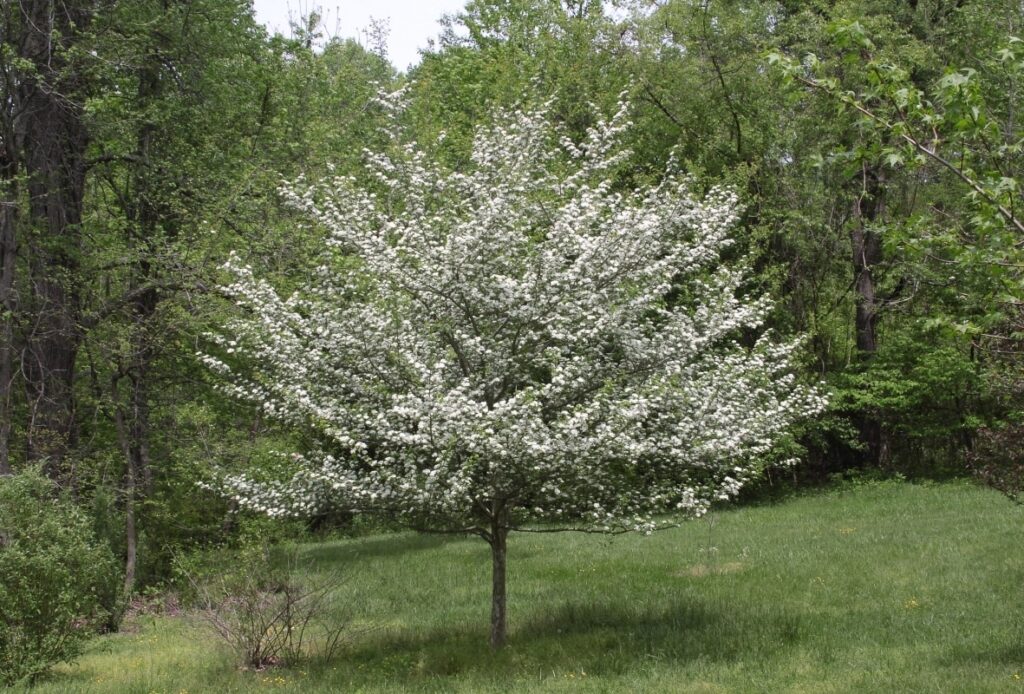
[[204, 95, 826, 534]]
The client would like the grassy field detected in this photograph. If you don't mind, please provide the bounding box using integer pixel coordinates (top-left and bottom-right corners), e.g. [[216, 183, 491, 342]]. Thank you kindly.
[[24, 480, 1024, 693]]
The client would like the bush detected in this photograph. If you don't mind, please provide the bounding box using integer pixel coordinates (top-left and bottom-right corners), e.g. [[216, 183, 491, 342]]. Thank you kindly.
[[183, 542, 352, 669], [969, 424, 1024, 501], [0, 469, 119, 685]]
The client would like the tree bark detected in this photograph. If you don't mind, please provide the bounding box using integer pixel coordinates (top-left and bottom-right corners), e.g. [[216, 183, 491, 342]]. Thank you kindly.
[[850, 166, 889, 466], [0, 0, 20, 478], [850, 167, 885, 354], [0, 178, 16, 476], [123, 468, 138, 599], [122, 48, 163, 497], [15, 0, 93, 478], [110, 374, 138, 599], [130, 364, 154, 494], [488, 514, 509, 649]]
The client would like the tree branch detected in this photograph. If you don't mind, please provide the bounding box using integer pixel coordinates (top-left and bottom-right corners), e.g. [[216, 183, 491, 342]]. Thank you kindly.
[[81, 279, 209, 331], [795, 73, 1024, 237]]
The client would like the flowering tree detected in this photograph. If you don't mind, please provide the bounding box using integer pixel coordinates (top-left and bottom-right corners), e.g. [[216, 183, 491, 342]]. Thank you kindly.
[[204, 96, 825, 648]]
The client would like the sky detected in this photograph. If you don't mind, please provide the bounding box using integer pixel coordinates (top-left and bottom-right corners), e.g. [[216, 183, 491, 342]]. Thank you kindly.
[[251, 0, 469, 71]]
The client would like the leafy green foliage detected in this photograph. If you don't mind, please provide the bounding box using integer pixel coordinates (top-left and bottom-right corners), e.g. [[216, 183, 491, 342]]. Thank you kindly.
[[409, 0, 629, 164], [830, 328, 980, 472], [762, 0, 1024, 472], [0, 469, 118, 685], [57, 2, 400, 593]]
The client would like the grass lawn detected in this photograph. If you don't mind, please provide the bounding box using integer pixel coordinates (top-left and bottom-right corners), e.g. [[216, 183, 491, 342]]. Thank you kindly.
[[24, 480, 1024, 693]]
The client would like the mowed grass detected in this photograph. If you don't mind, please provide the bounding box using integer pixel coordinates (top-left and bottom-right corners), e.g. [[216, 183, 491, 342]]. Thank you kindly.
[[25, 480, 1024, 693]]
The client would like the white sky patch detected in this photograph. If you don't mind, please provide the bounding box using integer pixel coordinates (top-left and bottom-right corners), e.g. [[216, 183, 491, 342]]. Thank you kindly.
[[251, 0, 469, 71]]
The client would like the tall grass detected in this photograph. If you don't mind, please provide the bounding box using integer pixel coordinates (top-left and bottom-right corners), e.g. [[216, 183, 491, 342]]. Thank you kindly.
[[25, 480, 1024, 692]]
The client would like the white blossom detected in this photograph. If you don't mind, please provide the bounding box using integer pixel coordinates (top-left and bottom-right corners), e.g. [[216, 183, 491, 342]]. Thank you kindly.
[[206, 95, 827, 536]]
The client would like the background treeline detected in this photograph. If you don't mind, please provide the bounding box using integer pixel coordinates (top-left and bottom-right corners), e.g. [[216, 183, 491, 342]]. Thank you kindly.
[[1, 0, 1022, 603]]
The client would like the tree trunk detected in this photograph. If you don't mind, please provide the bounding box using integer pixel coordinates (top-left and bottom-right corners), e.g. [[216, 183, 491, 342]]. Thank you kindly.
[[22, 273, 80, 475], [123, 471, 138, 598], [850, 226, 880, 355], [123, 364, 153, 597], [0, 178, 16, 476], [15, 0, 93, 479], [849, 166, 889, 467], [488, 517, 509, 649], [111, 374, 138, 598], [119, 46, 165, 498], [130, 365, 154, 494], [0, 0, 22, 477]]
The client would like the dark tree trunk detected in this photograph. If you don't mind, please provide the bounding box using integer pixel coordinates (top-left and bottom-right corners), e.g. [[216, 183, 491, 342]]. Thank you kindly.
[[109, 50, 165, 587], [488, 510, 509, 649], [850, 224, 880, 355], [115, 333, 155, 600], [124, 50, 164, 496], [0, 177, 16, 476], [0, 0, 20, 478], [850, 166, 889, 467], [111, 372, 142, 600], [14, 0, 93, 478], [130, 362, 154, 494], [22, 265, 81, 474]]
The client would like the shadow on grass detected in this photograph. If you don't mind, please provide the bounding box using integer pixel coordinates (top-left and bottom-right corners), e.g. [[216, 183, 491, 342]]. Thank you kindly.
[[337, 596, 805, 682], [938, 640, 1024, 667]]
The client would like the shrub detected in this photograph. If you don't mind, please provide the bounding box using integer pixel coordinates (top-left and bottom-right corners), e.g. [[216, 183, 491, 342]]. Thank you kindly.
[[0, 469, 119, 684], [184, 543, 351, 669], [969, 424, 1024, 502]]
